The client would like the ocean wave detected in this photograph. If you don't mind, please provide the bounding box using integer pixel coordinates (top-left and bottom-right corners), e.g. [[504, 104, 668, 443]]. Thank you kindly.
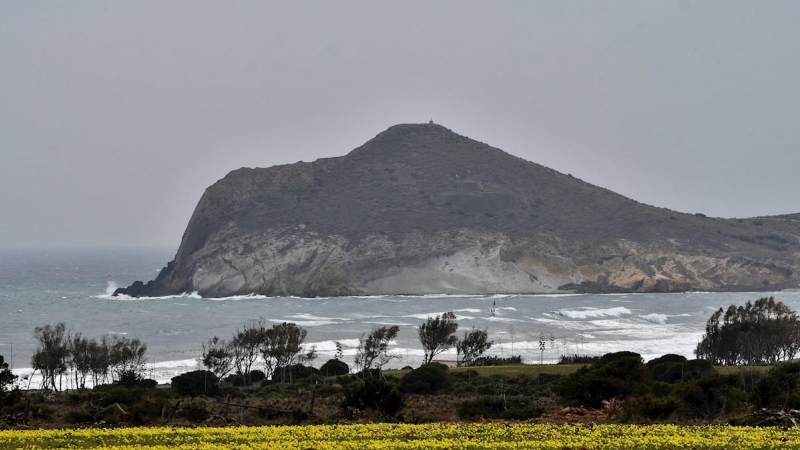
[[306, 339, 361, 352], [555, 306, 632, 319], [287, 313, 347, 322], [269, 319, 340, 327], [361, 320, 414, 326], [208, 294, 272, 301], [532, 293, 584, 298], [484, 316, 524, 323], [94, 291, 203, 301], [639, 313, 668, 325]]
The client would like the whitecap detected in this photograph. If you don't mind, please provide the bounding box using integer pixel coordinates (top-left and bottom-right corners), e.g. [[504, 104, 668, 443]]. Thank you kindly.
[[555, 306, 632, 319], [268, 319, 339, 327], [639, 313, 668, 325], [94, 291, 203, 301], [209, 294, 271, 301], [484, 316, 524, 323], [306, 339, 361, 352], [286, 313, 347, 322], [360, 320, 413, 326]]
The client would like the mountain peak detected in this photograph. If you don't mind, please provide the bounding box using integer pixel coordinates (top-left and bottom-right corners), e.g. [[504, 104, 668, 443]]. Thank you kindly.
[[115, 124, 800, 298]]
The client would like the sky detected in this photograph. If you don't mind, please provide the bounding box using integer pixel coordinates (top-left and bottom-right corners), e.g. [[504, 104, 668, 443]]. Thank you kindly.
[[1, 1, 799, 249]]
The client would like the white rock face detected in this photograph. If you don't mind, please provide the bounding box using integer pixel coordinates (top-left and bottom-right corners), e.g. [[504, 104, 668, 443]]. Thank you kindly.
[[362, 244, 578, 295], [154, 226, 798, 297]]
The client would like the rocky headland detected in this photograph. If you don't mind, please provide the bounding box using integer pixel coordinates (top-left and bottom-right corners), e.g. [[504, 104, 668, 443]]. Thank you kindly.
[[116, 123, 800, 298]]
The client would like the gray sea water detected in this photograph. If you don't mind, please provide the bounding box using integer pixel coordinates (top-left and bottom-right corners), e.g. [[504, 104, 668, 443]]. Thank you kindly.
[[2, 247, 800, 388]]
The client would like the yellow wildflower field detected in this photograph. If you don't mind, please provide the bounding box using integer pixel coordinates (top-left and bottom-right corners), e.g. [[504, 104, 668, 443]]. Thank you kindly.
[[1, 423, 799, 449]]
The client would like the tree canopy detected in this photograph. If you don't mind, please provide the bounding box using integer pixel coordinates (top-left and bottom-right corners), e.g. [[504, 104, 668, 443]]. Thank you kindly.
[[418, 312, 458, 365], [695, 297, 800, 365]]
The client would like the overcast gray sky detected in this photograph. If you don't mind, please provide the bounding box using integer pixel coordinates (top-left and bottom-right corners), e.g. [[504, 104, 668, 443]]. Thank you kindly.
[[1, 1, 799, 249]]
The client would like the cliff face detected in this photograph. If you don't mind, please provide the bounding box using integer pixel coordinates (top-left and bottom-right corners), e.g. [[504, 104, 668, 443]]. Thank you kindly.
[[117, 124, 800, 297]]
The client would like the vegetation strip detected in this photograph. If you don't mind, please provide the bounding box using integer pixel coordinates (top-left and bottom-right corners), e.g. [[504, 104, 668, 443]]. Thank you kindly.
[[3, 424, 800, 449]]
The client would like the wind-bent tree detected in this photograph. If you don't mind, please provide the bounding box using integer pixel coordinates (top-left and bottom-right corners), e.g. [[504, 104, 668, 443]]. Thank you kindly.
[[32, 323, 70, 392], [88, 336, 112, 386], [68, 332, 92, 390], [418, 312, 458, 365], [696, 297, 800, 365], [456, 328, 492, 367], [231, 321, 263, 380], [108, 336, 148, 381], [267, 322, 310, 383], [0, 355, 16, 394], [355, 325, 400, 375], [201, 336, 235, 379]]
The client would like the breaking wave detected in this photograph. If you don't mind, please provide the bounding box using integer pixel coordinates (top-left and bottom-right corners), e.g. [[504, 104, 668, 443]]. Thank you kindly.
[[555, 307, 632, 319], [639, 313, 668, 325]]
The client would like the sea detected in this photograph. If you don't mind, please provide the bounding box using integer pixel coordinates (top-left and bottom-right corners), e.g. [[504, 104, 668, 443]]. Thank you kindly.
[[3, 247, 800, 389]]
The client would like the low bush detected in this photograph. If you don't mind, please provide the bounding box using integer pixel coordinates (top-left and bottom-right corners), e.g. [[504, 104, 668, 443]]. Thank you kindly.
[[457, 396, 544, 420], [751, 361, 800, 410], [470, 355, 522, 366], [320, 359, 350, 377], [342, 379, 405, 416], [671, 373, 745, 420], [399, 363, 451, 395], [553, 352, 649, 408], [171, 370, 220, 398], [559, 354, 601, 365]]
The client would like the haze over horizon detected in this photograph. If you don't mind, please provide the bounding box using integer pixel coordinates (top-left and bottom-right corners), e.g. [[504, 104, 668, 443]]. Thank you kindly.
[[2, 1, 799, 249]]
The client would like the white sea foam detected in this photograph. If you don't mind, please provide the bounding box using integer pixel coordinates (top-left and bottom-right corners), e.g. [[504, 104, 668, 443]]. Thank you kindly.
[[269, 319, 339, 327], [484, 316, 524, 323], [404, 312, 446, 320], [360, 320, 414, 326], [209, 294, 271, 301], [556, 306, 632, 319], [287, 313, 347, 322], [105, 281, 118, 296], [456, 308, 483, 313], [94, 291, 203, 301], [306, 339, 361, 352], [639, 313, 669, 325], [532, 293, 584, 298]]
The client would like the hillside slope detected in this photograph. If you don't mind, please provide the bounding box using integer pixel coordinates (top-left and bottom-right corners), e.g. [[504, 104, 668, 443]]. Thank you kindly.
[[117, 123, 800, 297]]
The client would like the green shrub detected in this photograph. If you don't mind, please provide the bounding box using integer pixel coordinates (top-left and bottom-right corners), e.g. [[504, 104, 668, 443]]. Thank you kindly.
[[399, 363, 451, 395], [646, 354, 687, 369], [341, 378, 405, 416], [457, 396, 544, 420], [171, 370, 220, 398], [249, 370, 266, 383], [672, 373, 744, 420], [625, 394, 679, 421], [320, 359, 350, 377], [471, 355, 522, 366], [92, 385, 139, 405], [273, 364, 320, 382], [558, 354, 600, 365], [224, 373, 246, 386], [553, 352, 649, 408], [751, 361, 800, 410], [179, 401, 210, 422]]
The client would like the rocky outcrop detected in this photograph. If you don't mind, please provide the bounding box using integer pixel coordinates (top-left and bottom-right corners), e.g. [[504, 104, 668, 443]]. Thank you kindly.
[[116, 123, 800, 297]]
